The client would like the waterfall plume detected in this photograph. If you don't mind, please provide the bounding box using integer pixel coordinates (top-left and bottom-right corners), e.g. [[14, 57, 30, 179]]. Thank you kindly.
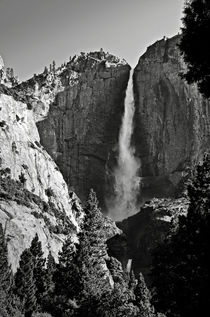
[[108, 69, 141, 221]]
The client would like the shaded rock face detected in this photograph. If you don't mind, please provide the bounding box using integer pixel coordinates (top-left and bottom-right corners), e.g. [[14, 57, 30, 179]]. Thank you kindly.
[[35, 55, 130, 206], [134, 35, 210, 199], [108, 197, 188, 284]]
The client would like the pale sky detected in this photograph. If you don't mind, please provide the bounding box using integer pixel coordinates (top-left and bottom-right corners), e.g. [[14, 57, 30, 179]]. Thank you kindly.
[[0, 0, 184, 81]]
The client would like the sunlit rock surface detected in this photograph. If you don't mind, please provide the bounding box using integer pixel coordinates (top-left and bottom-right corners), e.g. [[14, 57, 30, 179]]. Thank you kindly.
[[0, 85, 84, 270], [0, 93, 82, 225], [0, 52, 128, 277]]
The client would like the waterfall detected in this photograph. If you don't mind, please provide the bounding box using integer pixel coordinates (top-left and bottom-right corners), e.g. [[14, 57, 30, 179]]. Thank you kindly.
[[108, 69, 141, 221]]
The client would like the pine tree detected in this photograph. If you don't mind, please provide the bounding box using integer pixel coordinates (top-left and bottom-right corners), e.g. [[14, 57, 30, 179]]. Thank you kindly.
[[0, 223, 14, 315], [179, 0, 210, 98], [43, 66, 48, 74], [29, 234, 46, 304], [0, 224, 23, 317], [15, 249, 37, 317], [77, 190, 110, 300], [52, 61, 56, 73], [135, 273, 155, 317], [47, 236, 81, 316], [55, 235, 80, 298], [44, 252, 56, 294], [43, 189, 145, 316], [97, 257, 139, 317], [40, 252, 56, 314]]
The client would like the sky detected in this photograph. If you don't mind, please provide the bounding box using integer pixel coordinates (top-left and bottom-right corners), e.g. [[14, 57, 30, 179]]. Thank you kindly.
[[0, 0, 185, 81]]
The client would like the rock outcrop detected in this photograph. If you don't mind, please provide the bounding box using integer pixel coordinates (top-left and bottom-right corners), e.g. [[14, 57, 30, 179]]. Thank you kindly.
[[0, 52, 125, 272], [15, 51, 130, 207], [108, 197, 188, 284], [0, 71, 84, 270], [134, 35, 210, 199]]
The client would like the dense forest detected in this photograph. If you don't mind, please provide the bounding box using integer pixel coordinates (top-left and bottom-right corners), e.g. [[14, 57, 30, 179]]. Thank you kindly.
[[0, 190, 161, 317]]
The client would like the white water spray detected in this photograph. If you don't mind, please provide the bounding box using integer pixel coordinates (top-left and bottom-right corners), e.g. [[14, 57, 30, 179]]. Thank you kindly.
[[109, 69, 141, 221]]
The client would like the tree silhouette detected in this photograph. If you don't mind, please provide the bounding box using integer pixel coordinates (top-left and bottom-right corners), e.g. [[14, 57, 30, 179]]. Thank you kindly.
[[179, 0, 210, 98], [152, 154, 210, 317]]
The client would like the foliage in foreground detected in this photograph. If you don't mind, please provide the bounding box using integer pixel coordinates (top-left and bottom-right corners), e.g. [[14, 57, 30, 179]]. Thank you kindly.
[[1, 189, 159, 317], [152, 154, 210, 317], [179, 0, 210, 98]]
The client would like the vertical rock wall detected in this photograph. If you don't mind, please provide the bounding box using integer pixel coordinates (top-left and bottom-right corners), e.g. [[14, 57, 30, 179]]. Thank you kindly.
[[37, 60, 130, 205], [134, 35, 210, 199]]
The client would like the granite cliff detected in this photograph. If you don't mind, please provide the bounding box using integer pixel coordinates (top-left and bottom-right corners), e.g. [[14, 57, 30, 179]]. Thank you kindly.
[[133, 35, 210, 200], [0, 52, 123, 273], [0, 76, 85, 271], [1, 36, 210, 274], [108, 35, 210, 282], [8, 36, 210, 211], [15, 51, 130, 207]]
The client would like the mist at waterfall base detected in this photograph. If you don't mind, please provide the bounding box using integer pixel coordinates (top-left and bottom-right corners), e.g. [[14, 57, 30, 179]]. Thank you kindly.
[[107, 70, 141, 221]]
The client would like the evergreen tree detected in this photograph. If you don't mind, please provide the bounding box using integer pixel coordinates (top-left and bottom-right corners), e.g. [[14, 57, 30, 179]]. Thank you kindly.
[[66, 189, 111, 316], [151, 154, 210, 317], [29, 234, 46, 304], [40, 252, 56, 314], [42, 189, 151, 317], [0, 224, 23, 317], [44, 252, 56, 295], [52, 61, 56, 73], [48, 236, 81, 316], [135, 273, 155, 317], [55, 235, 80, 298], [179, 0, 210, 98], [0, 223, 14, 315], [0, 224, 12, 300], [97, 257, 139, 317], [77, 189, 110, 301], [43, 67, 48, 74], [15, 249, 37, 317]]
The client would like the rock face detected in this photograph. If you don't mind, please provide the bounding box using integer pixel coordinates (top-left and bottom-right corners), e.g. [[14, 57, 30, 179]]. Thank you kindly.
[[134, 35, 210, 199], [35, 52, 130, 206], [108, 197, 188, 284], [0, 52, 127, 273], [0, 83, 84, 271], [13, 51, 130, 206], [0, 93, 82, 226]]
